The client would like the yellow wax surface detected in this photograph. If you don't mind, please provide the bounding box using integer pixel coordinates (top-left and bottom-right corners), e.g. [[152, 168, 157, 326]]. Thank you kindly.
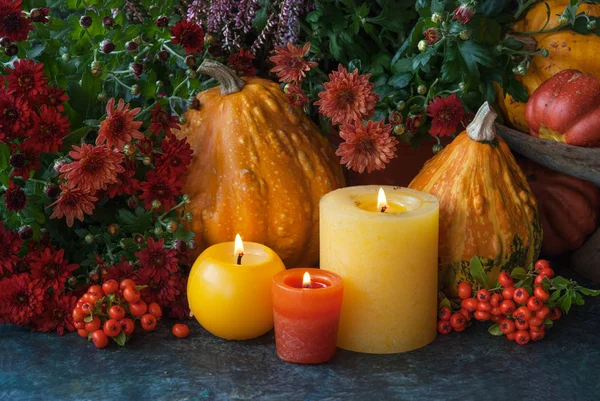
[[320, 185, 439, 354], [187, 241, 285, 340]]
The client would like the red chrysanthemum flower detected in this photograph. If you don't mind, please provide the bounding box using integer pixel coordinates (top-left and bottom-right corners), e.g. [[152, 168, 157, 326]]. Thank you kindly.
[[452, 4, 475, 24], [97, 98, 143, 150], [29, 247, 78, 292], [154, 134, 193, 178], [149, 103, 180, 136], [38, 85, 68, 112], [228, 48, 256, 77], [134, 238, 179, 281], [405, 114, 424, 133], [4, 181, 26, 212], [0, 222, 22, 277], [11, 251, 36, 276], [0, 273, 45, 326], [0, 0, 33, 42], [136, 137, 153, 155], [138, 171, 182, 211], [102, 258, 134, 282], [426, 94, 465, 137], [315, 65, 379, 125], [48, 184, 97, 227], [10, 143, 40, 181], [285, 84, 309, 107], [22, 105, 70, 154], [170, 20, 205, 54], [336, 120, 398, 174], [0, 91, 33, 139], [59, 144, 125, 193], [169, 292, 190, 320], [269, 42, 318, 84], [30, 293, 76, 335], [424, 28, 440, 45], [134, 269, 182, 306], [388, 111, 403, 126], [106, 165, 139, 199], [5, 59, 46, 101]]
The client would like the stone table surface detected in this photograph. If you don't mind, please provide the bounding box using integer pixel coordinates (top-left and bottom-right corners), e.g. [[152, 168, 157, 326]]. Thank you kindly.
[[1, 277, 600, 401]]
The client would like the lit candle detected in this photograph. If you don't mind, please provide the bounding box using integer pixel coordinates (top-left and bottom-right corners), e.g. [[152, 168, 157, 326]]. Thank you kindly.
[[320, 185, 439, 354], [188, 234, 285, 340], [272, 268, 344, 364]]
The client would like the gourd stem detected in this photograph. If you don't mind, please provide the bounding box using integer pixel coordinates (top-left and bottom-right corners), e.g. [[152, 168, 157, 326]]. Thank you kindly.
[[197, 59, 245, 95], [467, 102, 498, 142]]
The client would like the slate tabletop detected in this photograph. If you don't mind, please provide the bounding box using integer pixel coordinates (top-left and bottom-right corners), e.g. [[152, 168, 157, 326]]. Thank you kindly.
[[1, 267, 599, 401]]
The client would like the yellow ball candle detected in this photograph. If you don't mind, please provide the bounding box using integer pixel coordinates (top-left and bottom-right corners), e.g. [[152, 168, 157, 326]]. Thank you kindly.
[[188, 235, 285, 340], [320, 185, 439, 354]]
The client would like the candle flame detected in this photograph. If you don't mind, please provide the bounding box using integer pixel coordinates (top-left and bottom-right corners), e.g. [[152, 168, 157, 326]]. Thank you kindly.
[[234, 234, 244, 260], [302, 272, 311, 289], [377, 187, 388, 212]]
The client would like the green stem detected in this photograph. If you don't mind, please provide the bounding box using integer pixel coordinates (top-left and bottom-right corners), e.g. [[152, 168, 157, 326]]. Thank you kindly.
[[27, 178, 49, 186], [172, 77, 189, 98], [514, 0, 537, 19], [106, 74, 133, 90], [84, 28, 96, 45], [136, 102, 157, 120], [162, 43, 186, 62], [158, 200, 187, 222]]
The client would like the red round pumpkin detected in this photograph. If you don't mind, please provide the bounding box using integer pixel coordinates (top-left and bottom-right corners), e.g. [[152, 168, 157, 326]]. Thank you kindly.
[[519, 158, 600, 255], [525, 69, 600, 147]]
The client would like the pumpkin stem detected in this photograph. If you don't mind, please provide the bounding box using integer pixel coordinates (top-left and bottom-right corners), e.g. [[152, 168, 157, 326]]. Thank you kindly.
[[467, 102, 498, 142], [197, 59, 245, 95]]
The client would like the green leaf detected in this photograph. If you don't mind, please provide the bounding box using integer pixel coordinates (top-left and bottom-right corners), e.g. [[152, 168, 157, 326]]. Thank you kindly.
[[173, 228, 195, 242], [510, 267, 526, 280], [83, 315, 94, 323], [431, 0, 445, 14], [113, 330, 127, 346], [469, 256, 490, 288], [457, 41, 492, 75], [574, 292, 585, 306], [551, 276, 572, 289], [544, 318, 553, 329], [549, 288, 562, 303], [387, 72, 412, 89], [0, 143, 10, 170], [559, 292, 572, 314], [83, 119, 100, 126], [576, 287, 600, 296], [116, 208, 153, 233], [440, 298, 451, 309], [488, 323, 503, 336]]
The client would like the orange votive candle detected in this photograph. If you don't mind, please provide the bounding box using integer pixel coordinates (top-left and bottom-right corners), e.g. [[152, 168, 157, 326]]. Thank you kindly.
[[272, 268, 344, 364]]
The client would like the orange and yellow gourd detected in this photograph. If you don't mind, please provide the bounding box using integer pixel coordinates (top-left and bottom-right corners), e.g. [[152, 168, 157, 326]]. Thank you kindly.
[[175, 60, 344, 268], [409, 103, 542, 296]]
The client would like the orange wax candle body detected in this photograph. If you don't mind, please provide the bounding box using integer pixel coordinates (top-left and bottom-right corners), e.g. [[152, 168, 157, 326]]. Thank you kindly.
[[272, 268, 344, 364]]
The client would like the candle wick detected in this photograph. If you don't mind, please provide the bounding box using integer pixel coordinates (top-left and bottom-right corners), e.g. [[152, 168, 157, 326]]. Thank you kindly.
[[380, 205, 387, 213], [237, 253, 244, 265], [302, 282, 311, 289]]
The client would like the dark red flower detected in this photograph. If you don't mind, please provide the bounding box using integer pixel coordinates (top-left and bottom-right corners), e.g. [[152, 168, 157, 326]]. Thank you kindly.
[[10, 143, 40, 181], [169, 292, 190, 320], [137, 137, 154, 155], [38, 85, 68, 112], [97, 98, 143, 151], [0, 0, 33, 42], [0, 222, 22, 277], [154, 134, 193, 178], [48, 184, 97, 227], [405, 114, 424, 133], [426, 93, 465, 137], [0, 273, 45, 326], [228, 48, 256, 76], [106, 165, 140, 199], [170, 20, 205, 54], [134, 238, 179, 281], [134, 269, 182, 305], [23, 105, 70, 153], [285, 84, 309, 107], [424, 28, 440, 45], [0, 91, 33, 139], [102, 258, 134, 282], [149, 103, 180, 136], [5, 59, 46, 101], [59, 144, 125, 193], [30, 293, 76, 335], [12, 251, 36, 275], [4, 181, 26, 212], [138, 171, 182, 211], [29, 247, 79, 292], [452, 4, 474, 24]]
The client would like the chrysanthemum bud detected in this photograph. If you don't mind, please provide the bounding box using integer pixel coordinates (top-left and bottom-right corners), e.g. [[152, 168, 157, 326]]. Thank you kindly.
[[80, 15, 92, 28], [102, 16, 114, 28], [155, 16, 169, 28]]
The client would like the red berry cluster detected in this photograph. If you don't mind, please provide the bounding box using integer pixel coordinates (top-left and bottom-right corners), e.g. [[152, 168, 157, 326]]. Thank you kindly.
[[72, 279, 162, 349], [438, 260, 563, 345]]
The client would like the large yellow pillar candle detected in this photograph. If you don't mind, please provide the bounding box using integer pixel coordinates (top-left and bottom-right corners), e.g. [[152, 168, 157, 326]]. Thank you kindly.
[[320, 185, 439, 354]]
